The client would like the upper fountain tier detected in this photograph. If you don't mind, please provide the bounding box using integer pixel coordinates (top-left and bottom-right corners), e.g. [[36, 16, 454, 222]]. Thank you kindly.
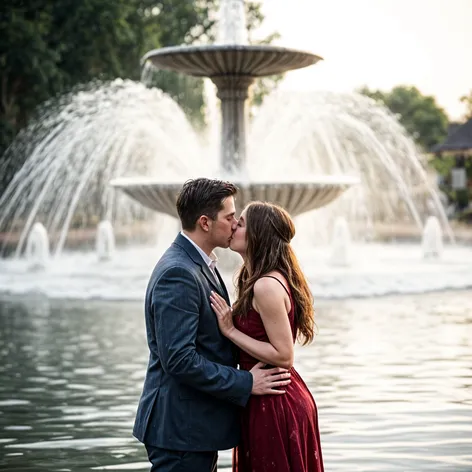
[[141, 42, 323, 177], [113, 43, 355, 215], [141, 44, 322, 79], [112, 0, 356, 216]]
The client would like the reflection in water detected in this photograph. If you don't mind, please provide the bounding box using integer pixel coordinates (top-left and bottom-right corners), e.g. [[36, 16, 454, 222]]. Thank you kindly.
[[0, 292, 471, 471]]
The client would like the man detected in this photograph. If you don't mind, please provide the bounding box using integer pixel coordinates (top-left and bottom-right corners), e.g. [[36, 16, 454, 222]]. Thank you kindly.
[[133, 178, 291, 472]]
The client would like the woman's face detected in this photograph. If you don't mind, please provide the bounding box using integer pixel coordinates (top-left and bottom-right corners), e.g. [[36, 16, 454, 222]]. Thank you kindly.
[[229, 209, 247, 256]]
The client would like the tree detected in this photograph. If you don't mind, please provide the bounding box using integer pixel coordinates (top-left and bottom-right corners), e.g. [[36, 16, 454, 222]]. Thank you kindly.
[[0, 1, 281, 196], [460, 90, 472, 119], [0, 0, 146, 149], [0, 0, 280, 155], [0, 0, 154, 194], [358, 85, 449, 151]]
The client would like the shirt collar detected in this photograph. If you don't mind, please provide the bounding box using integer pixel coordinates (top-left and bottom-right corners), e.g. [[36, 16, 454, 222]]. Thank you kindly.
[[180, 231, 218, 268]]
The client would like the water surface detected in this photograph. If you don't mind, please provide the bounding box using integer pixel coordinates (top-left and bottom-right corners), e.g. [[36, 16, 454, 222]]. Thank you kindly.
[[0, 291, 471, 471]]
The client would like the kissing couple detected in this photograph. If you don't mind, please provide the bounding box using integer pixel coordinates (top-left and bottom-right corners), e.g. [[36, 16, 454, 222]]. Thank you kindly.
[[133, 178, 324, 472]]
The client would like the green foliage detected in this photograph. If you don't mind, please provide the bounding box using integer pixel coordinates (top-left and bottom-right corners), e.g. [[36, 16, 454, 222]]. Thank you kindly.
[[428, 155, 456, 177], [428, 154, 472, 213], [460, 90, 472, 120], [457, 207, 472, 223], [0, 0, 150, 194], [1, 0, 146, 150], [358, 85, 449, 151], [0, 0, 280, 160]]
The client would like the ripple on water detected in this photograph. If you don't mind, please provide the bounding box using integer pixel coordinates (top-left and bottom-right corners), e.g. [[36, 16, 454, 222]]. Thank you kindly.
[[0, 291, 471, 471]]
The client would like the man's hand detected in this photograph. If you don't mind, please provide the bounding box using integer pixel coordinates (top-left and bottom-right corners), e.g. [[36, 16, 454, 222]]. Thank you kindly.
[[249, 362, 291, 395]]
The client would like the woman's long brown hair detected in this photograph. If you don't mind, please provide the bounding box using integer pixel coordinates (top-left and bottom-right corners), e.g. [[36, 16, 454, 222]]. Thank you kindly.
[[232, 201, 315, 345]]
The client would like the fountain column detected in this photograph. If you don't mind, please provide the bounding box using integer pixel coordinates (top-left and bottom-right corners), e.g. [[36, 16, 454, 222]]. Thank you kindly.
[[211, 75, 254, 175], [213, 0, 251, 176]]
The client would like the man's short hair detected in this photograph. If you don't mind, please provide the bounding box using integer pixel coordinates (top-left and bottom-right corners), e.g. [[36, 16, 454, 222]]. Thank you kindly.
[[176, 178, 238, 230]]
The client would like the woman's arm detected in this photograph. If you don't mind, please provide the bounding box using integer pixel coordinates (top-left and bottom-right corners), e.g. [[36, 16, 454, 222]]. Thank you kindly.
[[210, 277, 294, 369]]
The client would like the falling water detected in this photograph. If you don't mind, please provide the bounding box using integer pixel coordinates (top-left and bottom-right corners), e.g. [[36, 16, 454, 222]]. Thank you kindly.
[[249, 90, 453, 244], [0, 83, 455, 257], [329, 216, 351, 266], [0, 80, 206, 257], [25, 222, 50, 269], [96, 220, 116, 261], [0, 78, 455, 258]]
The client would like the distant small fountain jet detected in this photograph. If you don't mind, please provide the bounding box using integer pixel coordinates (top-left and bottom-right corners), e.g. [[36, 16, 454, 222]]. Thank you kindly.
[[25, 223, 50, 270]]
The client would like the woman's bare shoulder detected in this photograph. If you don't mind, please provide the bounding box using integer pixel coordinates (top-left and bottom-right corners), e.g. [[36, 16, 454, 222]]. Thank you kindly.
[[253, 272, 288, 299]]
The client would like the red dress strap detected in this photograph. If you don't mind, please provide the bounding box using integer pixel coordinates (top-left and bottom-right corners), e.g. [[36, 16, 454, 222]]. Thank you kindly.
[[260, 275, 291, 299]]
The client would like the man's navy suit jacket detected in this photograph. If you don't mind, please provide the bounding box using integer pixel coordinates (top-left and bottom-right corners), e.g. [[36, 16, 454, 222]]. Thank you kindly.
[[133, 233, 253, 451]]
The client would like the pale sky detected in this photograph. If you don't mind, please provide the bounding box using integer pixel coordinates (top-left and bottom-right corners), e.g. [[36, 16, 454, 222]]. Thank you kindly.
[[257, 0, 471, 120]]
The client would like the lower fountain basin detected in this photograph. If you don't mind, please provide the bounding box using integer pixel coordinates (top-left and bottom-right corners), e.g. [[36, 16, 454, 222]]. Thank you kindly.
[[110, 176, 359, 218]]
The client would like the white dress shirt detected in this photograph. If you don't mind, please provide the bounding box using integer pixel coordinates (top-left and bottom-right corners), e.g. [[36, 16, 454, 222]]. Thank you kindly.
[[180, 232, 221, 286]]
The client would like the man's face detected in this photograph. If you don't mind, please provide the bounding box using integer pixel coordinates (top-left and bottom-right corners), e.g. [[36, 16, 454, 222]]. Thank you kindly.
[[229, 209, 247, 256], [208, 196, 238, 249]]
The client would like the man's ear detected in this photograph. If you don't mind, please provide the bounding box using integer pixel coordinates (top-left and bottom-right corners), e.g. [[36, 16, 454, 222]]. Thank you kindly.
[[197, 215, 211, 232]]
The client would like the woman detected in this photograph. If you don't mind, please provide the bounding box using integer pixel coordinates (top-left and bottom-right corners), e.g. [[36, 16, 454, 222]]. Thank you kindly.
[[210, 201, 324, 472]]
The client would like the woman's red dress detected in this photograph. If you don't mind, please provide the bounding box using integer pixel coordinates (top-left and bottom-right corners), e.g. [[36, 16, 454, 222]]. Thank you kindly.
[[233, 280, 324, 472]]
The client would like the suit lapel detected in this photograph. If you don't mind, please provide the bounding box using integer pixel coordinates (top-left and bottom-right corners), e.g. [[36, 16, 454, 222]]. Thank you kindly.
[[200, 260, 225, 294], [173, 233, 229, 299]]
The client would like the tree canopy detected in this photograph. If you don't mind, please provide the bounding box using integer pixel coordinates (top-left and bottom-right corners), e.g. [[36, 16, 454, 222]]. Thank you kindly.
[[0, 0, 280, 158], [460, 90, 472, 120], [358, 85, 449, 151]]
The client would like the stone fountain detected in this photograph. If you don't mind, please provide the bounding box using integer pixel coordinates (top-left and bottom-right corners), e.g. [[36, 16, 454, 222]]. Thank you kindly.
[[0, 0, 453, 258], [111, 0, 357, 216]]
